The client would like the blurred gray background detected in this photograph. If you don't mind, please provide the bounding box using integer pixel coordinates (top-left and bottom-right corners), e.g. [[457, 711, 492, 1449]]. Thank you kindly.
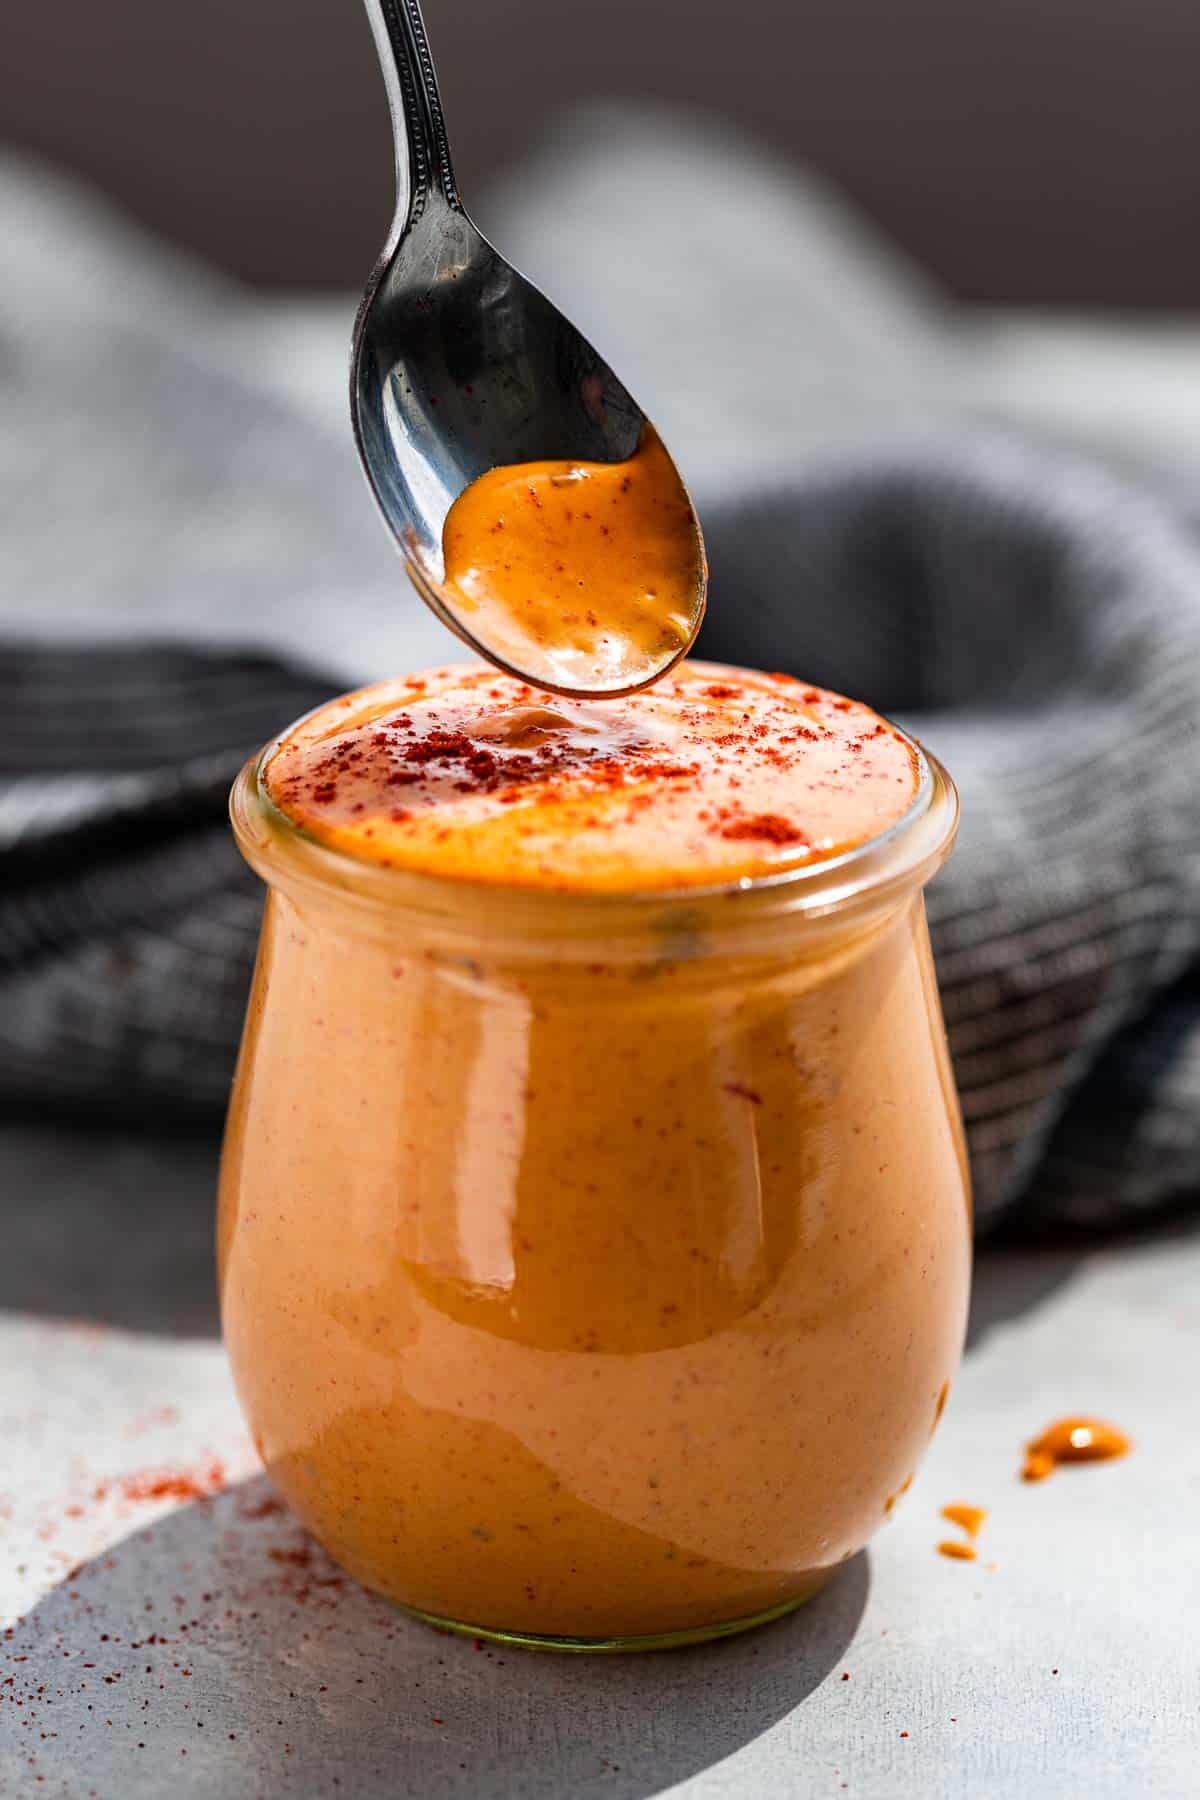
[[7, 0, 1200, 302]]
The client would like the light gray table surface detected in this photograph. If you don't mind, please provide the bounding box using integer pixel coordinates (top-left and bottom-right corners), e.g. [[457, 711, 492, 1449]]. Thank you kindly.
[[1, 1120, 1195, 1799]]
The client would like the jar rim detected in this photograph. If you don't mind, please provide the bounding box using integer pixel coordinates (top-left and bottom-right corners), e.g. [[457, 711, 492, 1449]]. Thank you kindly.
[[231, 707, 958, 944]]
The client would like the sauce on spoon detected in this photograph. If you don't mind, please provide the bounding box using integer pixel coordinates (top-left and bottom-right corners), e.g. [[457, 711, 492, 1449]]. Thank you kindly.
[[435, 425, 706, 696]]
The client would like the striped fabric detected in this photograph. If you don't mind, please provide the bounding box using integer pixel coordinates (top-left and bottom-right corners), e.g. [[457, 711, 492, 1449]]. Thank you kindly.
[[1, 440, 1198, 1233], [0, 647, 329, 1120]]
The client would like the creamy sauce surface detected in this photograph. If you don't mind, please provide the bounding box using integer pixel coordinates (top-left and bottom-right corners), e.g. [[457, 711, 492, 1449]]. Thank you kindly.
[[264, 661, 921, 892]]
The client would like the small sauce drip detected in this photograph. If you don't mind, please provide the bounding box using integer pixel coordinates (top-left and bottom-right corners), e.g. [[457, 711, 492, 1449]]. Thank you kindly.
[[937, 1500, 987, 1562], [1021, 1417, 1131, 1482], [941, 1502, 987, 1538], [437, 424, 705, 693], [883, 1470, 916, 1517], [937, 1539, 976, 1562]]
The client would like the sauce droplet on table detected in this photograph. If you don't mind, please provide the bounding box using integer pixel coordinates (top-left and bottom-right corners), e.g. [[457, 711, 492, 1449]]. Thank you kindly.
[[1021, 1417, 1131, 1482], [937, 1500, 988, 1561]]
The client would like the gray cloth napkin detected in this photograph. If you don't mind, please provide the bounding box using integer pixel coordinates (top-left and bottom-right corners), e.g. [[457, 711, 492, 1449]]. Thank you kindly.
[[2, 114, 1198, 1235]]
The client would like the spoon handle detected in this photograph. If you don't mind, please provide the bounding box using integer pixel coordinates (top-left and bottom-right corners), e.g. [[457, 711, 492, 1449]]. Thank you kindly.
[[362, 0, 460, 230]]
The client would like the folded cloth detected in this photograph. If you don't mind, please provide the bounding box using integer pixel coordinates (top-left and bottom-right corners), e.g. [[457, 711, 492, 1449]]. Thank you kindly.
[[2, 120, 1199, 1235]]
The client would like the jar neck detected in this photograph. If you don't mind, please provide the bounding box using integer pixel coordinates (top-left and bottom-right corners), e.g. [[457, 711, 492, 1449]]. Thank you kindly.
[[230, 743, 958, 966]]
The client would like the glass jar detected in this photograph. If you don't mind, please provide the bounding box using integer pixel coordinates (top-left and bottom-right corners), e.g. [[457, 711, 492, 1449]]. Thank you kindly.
[[219, 729, 968, 1651]]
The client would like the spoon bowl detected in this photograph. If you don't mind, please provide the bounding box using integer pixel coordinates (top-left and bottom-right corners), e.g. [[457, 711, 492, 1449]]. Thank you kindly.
[[351, 0, 706, 697]]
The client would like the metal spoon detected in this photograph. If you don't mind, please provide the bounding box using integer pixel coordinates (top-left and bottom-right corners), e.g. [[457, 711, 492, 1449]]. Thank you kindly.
[[351, 0, 706, 698]]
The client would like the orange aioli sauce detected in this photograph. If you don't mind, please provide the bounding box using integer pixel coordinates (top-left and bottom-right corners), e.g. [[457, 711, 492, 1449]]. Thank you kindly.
[[1021, 1418, 1131, 1482], [263, 661, 922, 892], [436, 425, 706, 694], [222, 659, 969, 1644]]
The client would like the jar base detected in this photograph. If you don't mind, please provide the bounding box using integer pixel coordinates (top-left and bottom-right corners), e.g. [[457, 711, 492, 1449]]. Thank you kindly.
[[397, 1582, 829, 1655]]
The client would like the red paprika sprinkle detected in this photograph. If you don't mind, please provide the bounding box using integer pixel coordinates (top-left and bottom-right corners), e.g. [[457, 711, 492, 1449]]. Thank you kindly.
[[718, 813, 806, 845], [101, 1460, 227, 1506]]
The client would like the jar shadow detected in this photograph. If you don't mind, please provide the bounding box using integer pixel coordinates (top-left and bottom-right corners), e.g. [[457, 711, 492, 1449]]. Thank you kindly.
[[967, 1241, 1091, 1351], [8, 1473, 869, 1799]]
